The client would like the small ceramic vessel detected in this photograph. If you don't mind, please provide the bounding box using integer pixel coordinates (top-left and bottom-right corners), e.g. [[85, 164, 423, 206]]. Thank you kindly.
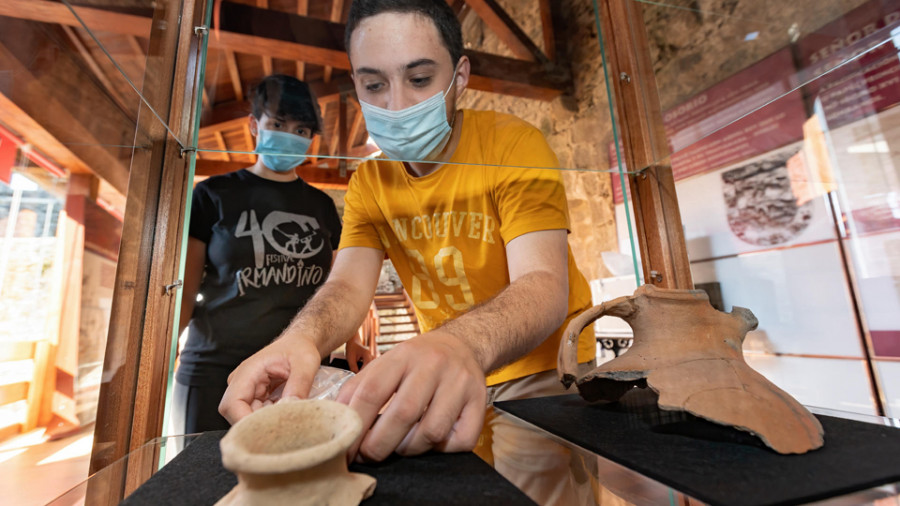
[[216, 399, 376, 505]]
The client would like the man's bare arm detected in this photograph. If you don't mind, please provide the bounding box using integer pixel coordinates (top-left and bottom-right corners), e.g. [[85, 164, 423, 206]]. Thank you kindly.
[[219, 246, 383, 421], [439, 229, 570, 373], [338, 229, 570, 461], [286, 246, 383, 349]]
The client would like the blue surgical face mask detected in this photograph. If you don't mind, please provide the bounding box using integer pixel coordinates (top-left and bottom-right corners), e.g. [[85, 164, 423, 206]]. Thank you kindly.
[[359, 68, 459, 162], [255, 129, 312, 172]]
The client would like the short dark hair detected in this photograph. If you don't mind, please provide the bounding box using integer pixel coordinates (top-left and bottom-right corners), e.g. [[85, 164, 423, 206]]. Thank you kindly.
[[345, 0, 464, 66], [249, 75, 323, 134]]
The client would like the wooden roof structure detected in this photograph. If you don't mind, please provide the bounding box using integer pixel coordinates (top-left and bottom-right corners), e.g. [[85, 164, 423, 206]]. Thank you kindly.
[[0, 0, 566, 198]]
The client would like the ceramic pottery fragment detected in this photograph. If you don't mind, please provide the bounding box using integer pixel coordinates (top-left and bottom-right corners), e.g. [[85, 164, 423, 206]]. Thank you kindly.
[[558, 284, 824, 454]]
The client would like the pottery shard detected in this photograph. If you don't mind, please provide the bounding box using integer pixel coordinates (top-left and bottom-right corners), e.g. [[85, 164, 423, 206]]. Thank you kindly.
[[558, 284, 824, 455]]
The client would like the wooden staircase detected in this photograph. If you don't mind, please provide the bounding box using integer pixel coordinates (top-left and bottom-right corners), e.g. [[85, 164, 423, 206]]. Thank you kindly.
[[347, 290, 420, 371], [371, 291, 419, 353]]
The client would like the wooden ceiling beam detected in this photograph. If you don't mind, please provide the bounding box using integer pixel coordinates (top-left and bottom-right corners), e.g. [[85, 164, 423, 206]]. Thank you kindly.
[[0, 0, 152, 37], [329, 105, 341, 157], [308, 135, 321, 165], [257, 0, 273, 77], [0, 0, 346, 67], [0, 21, 130, 193], [463, 0, 546, 62], [337, 92, 348, 173], [296, 0, 308, 80], [446, 0, 472, 21], [126, 35, 144, 58], [224, 50, 244, 102], [213, 131, 230, 162], [466, 50, 565, 101], [214, 2, 348, 67], [1, 0, 564, 102], [538, 0, 556, 62], [0, 93, 92, 176], [201, 87, 211, 117], [323, 0, 345, 83], [200, 100, 249, 128], [59, 25, 133, 117], [199, 116, 247, 137], [213, 2, 564, 100], [348, 102, 365, 149]]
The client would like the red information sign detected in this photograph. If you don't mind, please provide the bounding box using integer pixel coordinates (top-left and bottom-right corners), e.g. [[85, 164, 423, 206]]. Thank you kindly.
[[611, 49, 805, 203], [0, 130, 16, 185], [611, 0, 900, 204], [797, 0, 900, 129]]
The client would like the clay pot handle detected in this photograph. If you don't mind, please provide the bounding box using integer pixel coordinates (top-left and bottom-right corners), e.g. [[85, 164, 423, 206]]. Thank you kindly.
[[558, 295, 636, 388]]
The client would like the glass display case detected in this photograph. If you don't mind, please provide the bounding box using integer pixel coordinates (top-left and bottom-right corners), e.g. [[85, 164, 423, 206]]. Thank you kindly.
[[608, 0, 900, 418], [48, 407, 900, 505]]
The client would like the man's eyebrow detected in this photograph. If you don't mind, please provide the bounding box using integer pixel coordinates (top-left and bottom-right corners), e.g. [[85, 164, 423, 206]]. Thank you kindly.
[[406, 59, 437, 70], [355, 59, 438, 75]]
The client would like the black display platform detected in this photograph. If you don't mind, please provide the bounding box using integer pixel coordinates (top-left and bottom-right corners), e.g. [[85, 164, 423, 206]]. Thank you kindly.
[[495, 389, 900, 506], [121, 430, 535, 506]]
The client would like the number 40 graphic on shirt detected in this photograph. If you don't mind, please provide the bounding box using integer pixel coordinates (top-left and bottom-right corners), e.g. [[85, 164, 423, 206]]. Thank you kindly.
[[407, 246, 476, 311], [235, 210, 324, 268]]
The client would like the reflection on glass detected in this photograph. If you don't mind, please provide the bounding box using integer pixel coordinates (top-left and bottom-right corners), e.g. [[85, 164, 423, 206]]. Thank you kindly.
[[190, 0, 635, 302], [631, 0, 900, 171], [0, 174, 63, 342], [0, 1, 187, 500], [608, 0, 900, 419], [0, 7, 147, 193]]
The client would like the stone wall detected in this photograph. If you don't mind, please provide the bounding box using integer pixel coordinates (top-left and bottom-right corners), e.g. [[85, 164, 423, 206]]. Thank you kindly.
[[644, 0, 870, 110], [455, 0, 874, 282], [459, 0, 620, 282]]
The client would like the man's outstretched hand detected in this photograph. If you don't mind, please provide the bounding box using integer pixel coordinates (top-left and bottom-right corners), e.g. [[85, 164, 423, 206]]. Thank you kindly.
[[336, 331, 487, 462], [218, 336, 323, 423]]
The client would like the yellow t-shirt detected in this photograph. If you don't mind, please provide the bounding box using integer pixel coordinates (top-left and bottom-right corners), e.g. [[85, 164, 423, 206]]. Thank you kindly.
[[339, 109, 595, 385]]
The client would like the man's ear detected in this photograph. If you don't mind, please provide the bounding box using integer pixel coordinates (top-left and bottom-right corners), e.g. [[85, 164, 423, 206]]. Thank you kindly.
[[454, 55, 471, 97], [248, 114, 259, 137]]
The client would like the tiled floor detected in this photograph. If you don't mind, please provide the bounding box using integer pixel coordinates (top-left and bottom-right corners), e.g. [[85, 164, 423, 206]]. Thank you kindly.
[[0, 425, 94, 505]]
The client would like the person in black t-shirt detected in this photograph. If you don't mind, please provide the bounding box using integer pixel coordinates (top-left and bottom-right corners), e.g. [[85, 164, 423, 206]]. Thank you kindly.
[[173, 75, 342, 434]]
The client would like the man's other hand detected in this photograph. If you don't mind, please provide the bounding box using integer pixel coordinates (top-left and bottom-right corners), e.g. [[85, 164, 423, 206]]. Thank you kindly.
[[336, 331, 487, 461]]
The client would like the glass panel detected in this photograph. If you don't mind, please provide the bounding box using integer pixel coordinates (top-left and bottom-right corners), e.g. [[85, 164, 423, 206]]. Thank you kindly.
[[46, 433, 203, 505], [610, 0, 900, 417], [0, 4, 149, 194], [630, 0, 899, 172], [50, 421, 900, 505], [170, 0, 641, 442], [0, 1, 189, 502], [57, 0, 192, 148], [0, 173, 64, 344], [188, 0, 636, 282]]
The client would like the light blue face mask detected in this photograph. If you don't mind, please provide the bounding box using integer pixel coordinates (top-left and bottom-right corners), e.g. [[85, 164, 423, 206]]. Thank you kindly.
[[359, 69, 458, 162], [255, 129, 312, 172]]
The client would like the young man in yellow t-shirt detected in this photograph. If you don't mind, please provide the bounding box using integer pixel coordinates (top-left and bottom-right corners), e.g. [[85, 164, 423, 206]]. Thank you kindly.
[[220, 1, 595, 503]]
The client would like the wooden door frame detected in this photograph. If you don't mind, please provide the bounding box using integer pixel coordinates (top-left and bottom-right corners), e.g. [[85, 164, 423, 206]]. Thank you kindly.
[[88, 0, 207, 493], [597, 0, 694, 290]]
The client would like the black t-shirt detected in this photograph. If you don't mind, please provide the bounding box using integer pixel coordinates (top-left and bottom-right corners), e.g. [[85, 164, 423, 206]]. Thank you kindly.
[[177, 170, 342, 386]]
